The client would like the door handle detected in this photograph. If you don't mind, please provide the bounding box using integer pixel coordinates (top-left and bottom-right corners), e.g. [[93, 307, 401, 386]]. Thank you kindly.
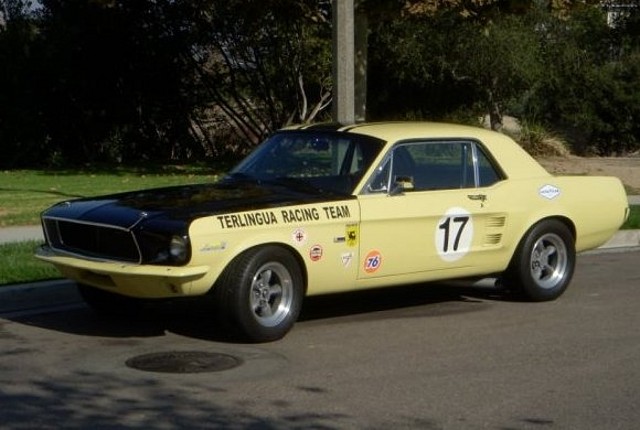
[[467, 194, 487, 203]]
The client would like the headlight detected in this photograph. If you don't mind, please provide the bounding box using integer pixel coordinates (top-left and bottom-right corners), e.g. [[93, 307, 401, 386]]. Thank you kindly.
[[169, 235, 189, 263]]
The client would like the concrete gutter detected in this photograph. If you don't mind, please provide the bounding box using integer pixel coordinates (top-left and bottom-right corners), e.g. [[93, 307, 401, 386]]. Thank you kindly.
[[0, 279, 81, 316]]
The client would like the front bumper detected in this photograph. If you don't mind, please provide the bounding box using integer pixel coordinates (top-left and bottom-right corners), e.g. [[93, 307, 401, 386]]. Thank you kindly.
[[36, 245, 210, 299]]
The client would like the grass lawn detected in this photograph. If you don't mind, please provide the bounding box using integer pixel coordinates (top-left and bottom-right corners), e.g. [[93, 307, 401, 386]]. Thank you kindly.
[[0, 164, 228, 285], [625, 205, 640, 230], [0, 165, 224, 226], [0, 240, 60, 285]]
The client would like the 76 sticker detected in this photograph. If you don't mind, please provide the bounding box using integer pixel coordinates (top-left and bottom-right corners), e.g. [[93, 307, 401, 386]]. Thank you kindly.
[[363, 250, 382, 273], [435, 207, 473, 262]]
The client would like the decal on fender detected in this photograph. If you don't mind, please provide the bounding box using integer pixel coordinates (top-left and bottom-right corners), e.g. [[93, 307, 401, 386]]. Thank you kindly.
[[292, 228, 307, 245], [199, 242, 227, 252], [435, 207, 473, 262], [363, 250, 382, 273], [341, 252, 354, 268], [346, 223, 358, 247], [539, 184, 561, 200], [309, 244, 323, 261], [216, 204, 353, 230]]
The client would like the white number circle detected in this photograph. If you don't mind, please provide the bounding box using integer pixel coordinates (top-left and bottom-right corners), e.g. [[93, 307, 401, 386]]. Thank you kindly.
[[435, 207, 473, 262]]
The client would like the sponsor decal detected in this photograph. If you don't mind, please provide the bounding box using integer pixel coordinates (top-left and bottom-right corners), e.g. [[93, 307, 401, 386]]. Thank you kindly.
[[539, 184, 561, 200], [292, 228, 307, 245], [435, 207, 474, 262], [363, 250, 382, 273], [281, 207, 321, 223], [216, 204, 353, 229], [199, 242, 227, 252], [309, 244, 323, 261], [341, 252, 354, 268], [322, 205, 351, 219], [346, 223, 358, 247], [216, 211, 278, 229]]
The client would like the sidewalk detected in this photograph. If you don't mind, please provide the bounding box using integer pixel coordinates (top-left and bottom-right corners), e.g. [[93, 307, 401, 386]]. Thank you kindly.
[[0, 225, 43, 243]]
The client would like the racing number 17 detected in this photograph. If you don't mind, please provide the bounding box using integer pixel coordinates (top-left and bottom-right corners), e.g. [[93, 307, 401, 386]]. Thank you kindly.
[[438, 216, 469, 252]]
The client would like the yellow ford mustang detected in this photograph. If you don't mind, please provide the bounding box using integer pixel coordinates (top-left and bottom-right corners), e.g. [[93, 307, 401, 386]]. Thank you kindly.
[[36, 122, 629, 342]]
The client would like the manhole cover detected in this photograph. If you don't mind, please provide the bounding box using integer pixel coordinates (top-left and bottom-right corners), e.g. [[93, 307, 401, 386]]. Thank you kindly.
[[125, 351, 243, 373]]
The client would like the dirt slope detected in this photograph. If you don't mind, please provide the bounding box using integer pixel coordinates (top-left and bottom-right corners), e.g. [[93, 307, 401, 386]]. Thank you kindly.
[[538, 156, 640, 194]]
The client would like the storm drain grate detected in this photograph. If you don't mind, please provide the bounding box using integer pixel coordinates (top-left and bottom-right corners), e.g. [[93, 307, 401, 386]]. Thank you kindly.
[[125, 351, 243, 373]]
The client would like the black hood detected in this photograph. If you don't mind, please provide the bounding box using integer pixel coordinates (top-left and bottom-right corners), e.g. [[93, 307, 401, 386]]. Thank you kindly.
[[43, 181, 352, 229]]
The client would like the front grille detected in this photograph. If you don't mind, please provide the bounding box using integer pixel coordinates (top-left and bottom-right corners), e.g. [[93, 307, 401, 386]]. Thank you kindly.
[[43, 217, 141, 263]]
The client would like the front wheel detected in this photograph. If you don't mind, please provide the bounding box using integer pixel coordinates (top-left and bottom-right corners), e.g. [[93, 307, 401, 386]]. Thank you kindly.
[[506, 219, 576, 301], [213, 246, 304, 342]]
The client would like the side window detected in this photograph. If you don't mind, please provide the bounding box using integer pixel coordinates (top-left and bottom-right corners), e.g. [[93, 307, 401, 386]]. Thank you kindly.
[[408, 141, 472, 191], [367, 156, 391, 192], [404, 141, 502, 190], [476, 146, 501, 187], [365, 140, 502, 194], [366, 146, 416, 193]]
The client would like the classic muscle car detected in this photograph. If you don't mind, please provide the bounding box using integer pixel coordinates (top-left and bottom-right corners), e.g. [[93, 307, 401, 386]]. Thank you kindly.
[[36, 122, 629, 342]]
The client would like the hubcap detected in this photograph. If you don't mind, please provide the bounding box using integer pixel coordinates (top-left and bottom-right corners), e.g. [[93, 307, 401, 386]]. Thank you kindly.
[[529, 232, 568, 290], [250, 262, 294, 327]]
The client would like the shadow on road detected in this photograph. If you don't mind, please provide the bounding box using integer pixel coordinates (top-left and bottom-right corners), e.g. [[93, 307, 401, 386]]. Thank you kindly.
[[6, 281, 510, 343]]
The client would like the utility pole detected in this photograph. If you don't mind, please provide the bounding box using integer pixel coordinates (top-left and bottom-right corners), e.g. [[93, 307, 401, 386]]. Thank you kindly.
[[332, 0, 355, 124], [354, 8, 367, 122]]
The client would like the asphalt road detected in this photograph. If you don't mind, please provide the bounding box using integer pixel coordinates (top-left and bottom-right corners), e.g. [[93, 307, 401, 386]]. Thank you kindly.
[[0, 248, 639, 429]]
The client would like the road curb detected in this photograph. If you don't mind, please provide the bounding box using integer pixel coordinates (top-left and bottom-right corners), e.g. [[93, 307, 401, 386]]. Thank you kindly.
[[602, 230, 640, 248], [0, 279, 81, 315]]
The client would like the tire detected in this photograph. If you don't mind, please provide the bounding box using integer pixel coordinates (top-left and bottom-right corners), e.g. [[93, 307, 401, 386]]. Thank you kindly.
[[77, 283, 144, 316], [506, 219, 576, 302], [213, 246, 304, 342]]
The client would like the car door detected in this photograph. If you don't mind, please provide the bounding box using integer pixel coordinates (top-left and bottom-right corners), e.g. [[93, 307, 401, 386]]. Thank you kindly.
[[357, 139, 509, 281]]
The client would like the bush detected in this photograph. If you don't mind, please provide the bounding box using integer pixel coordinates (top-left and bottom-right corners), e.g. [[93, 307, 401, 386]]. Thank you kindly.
[[518, 6, 640, 156], [511, 122, 570, 157]]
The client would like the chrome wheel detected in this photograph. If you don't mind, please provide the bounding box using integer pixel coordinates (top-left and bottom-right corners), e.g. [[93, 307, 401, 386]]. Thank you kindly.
[[213, 245, 303, 342], [250, 262, 294, 327], [529, 232, 569, 290], [506, 219, 575, 302]]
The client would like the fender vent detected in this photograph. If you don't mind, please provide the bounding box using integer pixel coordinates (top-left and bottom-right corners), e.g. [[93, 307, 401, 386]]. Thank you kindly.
[[486, 216, 506, 228], [484, 233, 503, 245]]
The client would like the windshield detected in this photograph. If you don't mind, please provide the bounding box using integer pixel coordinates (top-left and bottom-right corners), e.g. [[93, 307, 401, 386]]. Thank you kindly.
[[227, 130, 385, 195]]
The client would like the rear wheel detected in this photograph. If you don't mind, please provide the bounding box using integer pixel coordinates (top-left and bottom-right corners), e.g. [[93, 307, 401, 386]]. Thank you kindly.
[[506, 219, 575, 301], [213, 246, 304, 342]]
